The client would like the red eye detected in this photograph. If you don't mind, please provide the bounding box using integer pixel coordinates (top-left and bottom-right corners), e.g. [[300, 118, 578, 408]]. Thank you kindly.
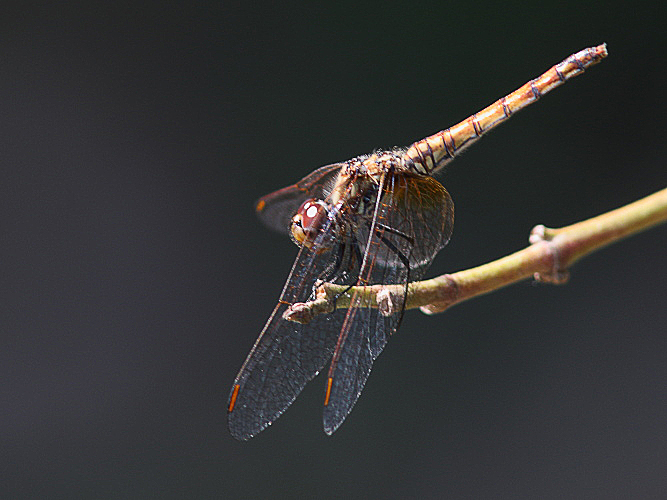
[[290, 199, 329, 248]]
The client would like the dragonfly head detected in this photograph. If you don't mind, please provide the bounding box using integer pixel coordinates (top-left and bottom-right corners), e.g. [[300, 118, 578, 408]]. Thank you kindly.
[[290, 198, 331, 250]]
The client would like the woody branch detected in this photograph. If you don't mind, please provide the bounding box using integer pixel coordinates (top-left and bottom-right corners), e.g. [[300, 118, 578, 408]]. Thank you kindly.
[[284, 186, 667, 323]]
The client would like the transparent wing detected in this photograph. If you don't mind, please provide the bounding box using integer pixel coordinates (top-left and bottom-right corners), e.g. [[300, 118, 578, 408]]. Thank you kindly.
[[228, 180, 358, 441], [255, 163, 342, 234], [323, 173, 454, 434]]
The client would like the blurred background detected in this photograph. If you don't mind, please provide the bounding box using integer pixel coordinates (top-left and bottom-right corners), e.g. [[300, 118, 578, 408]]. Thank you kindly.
[[2, 1, 666, 498]]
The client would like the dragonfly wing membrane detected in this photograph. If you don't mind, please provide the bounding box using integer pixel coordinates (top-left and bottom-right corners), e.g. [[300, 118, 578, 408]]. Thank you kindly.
[[322, 173, 453, 434], [228, 206, 359, 440], [228, 302, 345, 440], [255, 163, 343, 233]]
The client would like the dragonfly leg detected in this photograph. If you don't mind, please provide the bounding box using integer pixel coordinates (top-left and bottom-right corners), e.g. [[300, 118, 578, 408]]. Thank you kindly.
[[315, 241, 346, 285], [329, 236, 364, 311], [374, 231, 411, 326], [374, 222, 415, 246]]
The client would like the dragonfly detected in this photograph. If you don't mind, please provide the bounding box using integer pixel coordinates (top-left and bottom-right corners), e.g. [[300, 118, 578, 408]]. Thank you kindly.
[[228, 44, 608, 440]]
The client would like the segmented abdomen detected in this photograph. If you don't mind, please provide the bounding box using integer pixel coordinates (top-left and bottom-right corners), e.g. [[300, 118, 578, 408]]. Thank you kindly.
[[402, 44, 608, 175]]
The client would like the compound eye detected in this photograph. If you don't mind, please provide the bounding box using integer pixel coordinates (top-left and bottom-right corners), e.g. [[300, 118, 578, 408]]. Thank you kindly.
[[290, 199, 328, 247]]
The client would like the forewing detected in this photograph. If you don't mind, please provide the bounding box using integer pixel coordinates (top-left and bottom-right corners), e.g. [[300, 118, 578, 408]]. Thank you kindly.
[[255, 163, 342, 234], [322, 173, 454, 434], [228, 301, 346, 440], [228, 184, 357, 440]]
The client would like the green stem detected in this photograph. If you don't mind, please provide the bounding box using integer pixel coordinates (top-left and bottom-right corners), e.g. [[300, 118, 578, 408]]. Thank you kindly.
[[289, 186, 667, 321]]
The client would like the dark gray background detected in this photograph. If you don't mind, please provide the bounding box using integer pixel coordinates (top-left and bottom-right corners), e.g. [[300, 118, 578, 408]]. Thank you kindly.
[[2, 1, 666, 498]]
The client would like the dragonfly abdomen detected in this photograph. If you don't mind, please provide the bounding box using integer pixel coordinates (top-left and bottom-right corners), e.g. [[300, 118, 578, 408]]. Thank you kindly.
[[402, 44, 608, 175]]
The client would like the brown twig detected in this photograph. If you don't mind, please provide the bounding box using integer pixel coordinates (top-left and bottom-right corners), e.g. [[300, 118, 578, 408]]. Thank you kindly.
[[286, 186, 667, 322]]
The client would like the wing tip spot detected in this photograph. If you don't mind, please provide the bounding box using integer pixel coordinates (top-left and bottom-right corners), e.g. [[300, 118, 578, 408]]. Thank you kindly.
[[324, 377, 333, 406], [228, 384, 240, 412], [256, 199, 266, 213]]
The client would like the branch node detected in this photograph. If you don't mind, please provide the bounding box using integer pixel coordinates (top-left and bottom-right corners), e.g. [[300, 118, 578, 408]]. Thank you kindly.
[[529, 224, 547, 244], [529, 224, 559, 243], [377, 287, 403, 317], [533, 269, 571, 285], [420, 274, 459, 315], [530, 224, 570, 285]]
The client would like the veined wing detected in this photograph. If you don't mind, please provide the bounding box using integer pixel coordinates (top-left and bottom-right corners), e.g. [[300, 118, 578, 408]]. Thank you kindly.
[[255, 163, 343, 234], [323, 172, 454, 434], [228, 176, 357, 441]]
